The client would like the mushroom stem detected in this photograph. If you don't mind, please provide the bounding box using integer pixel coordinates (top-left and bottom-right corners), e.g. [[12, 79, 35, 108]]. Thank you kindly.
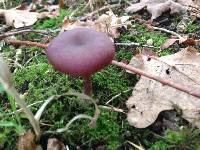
[[83, 75, 92, 95]]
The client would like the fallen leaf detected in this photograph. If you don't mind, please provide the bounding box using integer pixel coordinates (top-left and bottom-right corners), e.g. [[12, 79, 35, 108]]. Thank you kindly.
[[18, 130, 41, 150], [47, 138, 66, 150], [0, 3, 59, 28], [127, 47, 200, 128], [160, 38, 178, 50], [161, 37, 196, 49], [125, 0, 195, 20], [0, 9, 38, 28], [61, 11, 130, 38]]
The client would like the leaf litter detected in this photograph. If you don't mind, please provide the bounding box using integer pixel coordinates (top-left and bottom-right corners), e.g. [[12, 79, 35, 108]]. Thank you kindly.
[[61, 11, 130, 38], [1, 0, 200, 149], [126, 0, 200, 20], [127, 47, 200, 128], [0, 2, 59, 28]]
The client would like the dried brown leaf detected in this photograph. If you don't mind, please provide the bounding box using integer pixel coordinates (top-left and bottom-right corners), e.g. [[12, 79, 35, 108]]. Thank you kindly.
[[47, 138, 66, 150], [180, 38, 196, 46], [1, 9, 38, 28], [160, 38, 178, 50], [127, 47, 200, 128], [161, 37, 196, 50], [0, 3, 59, 28], [18, 130, 41, 150], [61, 11, 130, 38], [126, 0, 190, 20]]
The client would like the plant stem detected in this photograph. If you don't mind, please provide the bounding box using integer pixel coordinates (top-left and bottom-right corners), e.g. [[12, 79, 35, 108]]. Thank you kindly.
[[83, 75, 92, 95], [5, 39, 48, 48], [5, 86, 41, 138]]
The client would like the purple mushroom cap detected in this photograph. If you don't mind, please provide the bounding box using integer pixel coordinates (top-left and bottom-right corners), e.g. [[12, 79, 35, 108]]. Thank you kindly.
[[46, 28, 115, 77]]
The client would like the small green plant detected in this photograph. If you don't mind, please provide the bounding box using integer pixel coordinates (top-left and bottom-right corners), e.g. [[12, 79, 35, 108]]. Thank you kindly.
[[186, 22, 198, 33]]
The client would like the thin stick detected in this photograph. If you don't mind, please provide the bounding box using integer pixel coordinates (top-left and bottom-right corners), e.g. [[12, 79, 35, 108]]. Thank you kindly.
[[99, 105, 126, 114], [152, 26, 182, 39], [111, 60, 200, 99], [132, 17, 182, 38], [115, 42, 159, 49], [0, 29, 51, 40], [127, 141, 145, 150], [5, 39, 48, 48], [106, 88, 132, 104]]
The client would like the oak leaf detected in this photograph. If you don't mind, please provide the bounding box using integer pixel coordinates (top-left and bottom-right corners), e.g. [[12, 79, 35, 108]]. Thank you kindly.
[[0, 4, 59, 28], [127, 47, 200, 128], [125, 0, 194, 20]]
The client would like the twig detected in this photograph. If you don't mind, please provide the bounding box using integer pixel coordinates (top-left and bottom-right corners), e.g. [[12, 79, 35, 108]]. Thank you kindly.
[[106, 88, 132, 104], [0, 29, 51, 40], [99, 105, 126, 114], [115, 42, 159, 49], [132, 17, 182, 38], [5, 39, 48, 48], [5, 40, 200, 99], [152, 26, 182, 39], [127, 141, 145, 150], [111, 60, 200, 99]]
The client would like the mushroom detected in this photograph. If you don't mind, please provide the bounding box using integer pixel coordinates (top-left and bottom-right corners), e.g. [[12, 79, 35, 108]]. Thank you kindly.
[[46, 28, 115, 95]]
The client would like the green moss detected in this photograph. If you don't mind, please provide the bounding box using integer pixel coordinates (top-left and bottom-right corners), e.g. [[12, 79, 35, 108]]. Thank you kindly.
[[148, 128, 200, 150], [34, 9, 70, 29], [186, 22, 198, 33], [66, 109, 123, 149], [13, 63, 72, 103], [120, 24, 168, 48]]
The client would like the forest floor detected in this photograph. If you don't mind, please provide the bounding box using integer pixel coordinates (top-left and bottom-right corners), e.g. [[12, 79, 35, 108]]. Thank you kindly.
[[0, 0, 200, 150]]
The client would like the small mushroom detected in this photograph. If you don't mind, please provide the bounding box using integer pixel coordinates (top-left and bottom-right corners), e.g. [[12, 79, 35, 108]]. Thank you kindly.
[[46, 28, 115, 95]]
